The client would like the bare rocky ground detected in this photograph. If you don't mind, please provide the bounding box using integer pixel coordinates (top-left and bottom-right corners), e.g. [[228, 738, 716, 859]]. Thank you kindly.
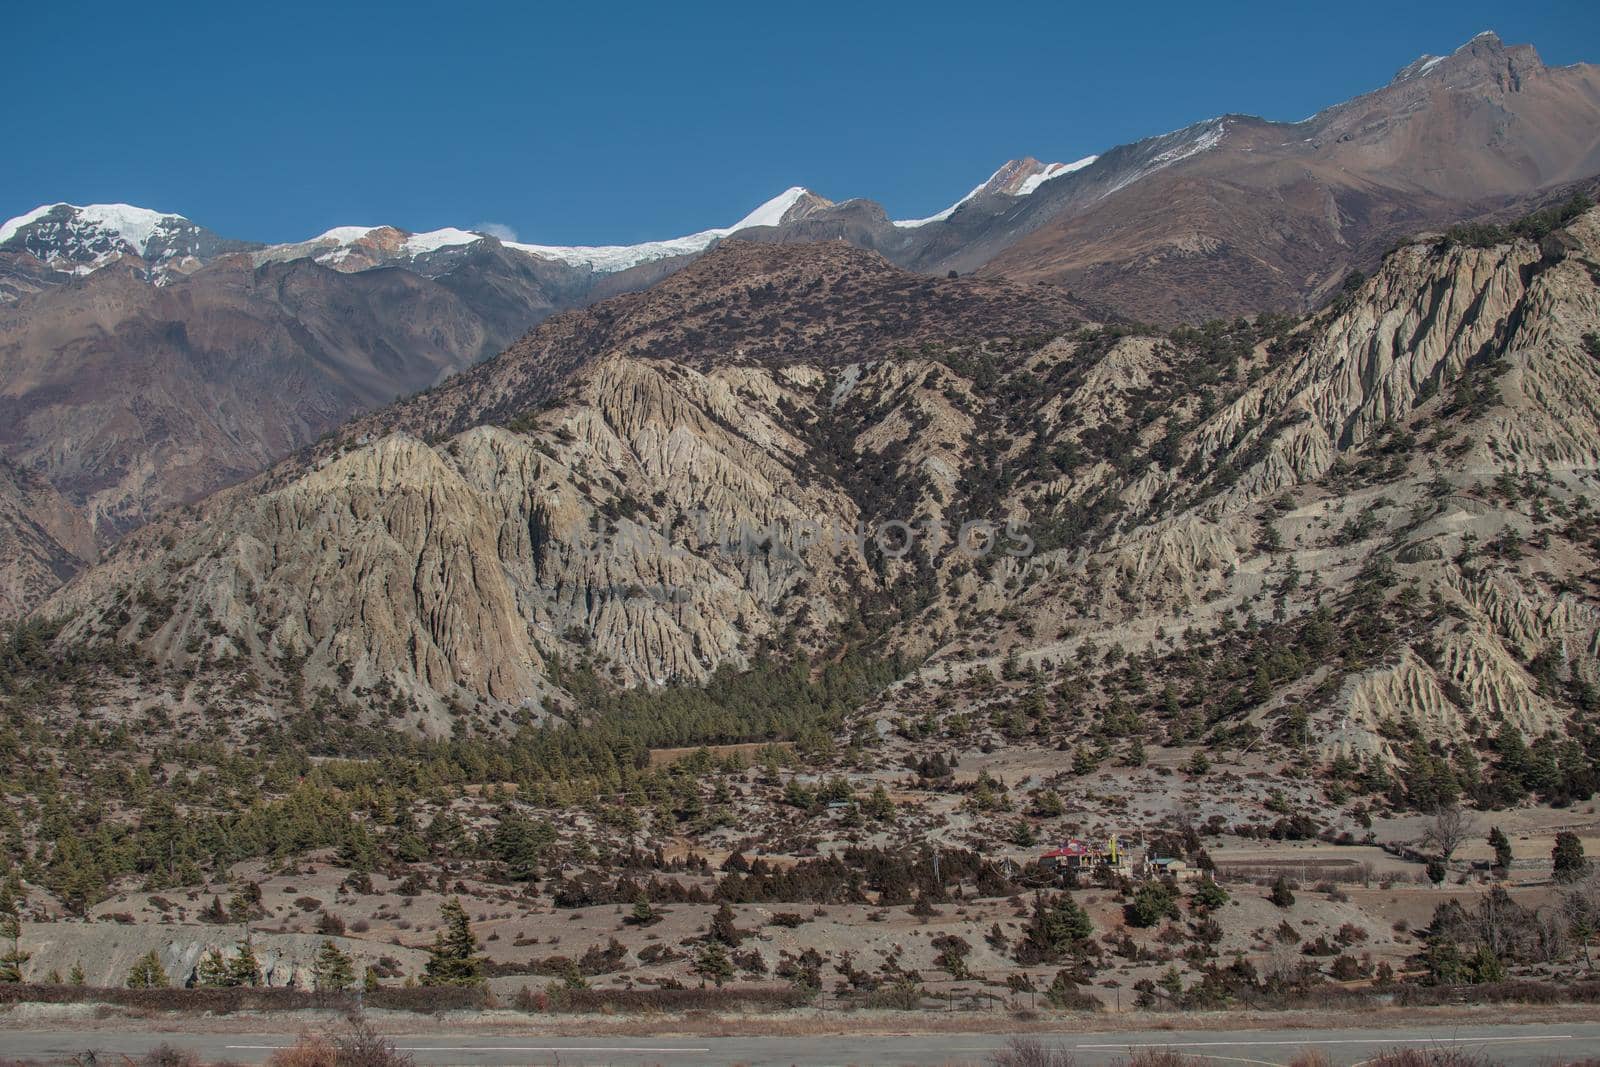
[[5, 745, 1596, 1008]]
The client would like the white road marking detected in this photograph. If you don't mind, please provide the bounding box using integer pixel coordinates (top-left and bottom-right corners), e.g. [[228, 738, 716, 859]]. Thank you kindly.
[[1072, 1035, 1574, 1050], [226, 1046, 712, 1054]]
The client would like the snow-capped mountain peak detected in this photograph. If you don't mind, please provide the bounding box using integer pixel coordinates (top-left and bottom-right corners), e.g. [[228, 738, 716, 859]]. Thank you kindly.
[[893, 155, 1099, 228], [0, 202, 245, 272], [0, 202, 182, 251], [727, 186, 820, 230]]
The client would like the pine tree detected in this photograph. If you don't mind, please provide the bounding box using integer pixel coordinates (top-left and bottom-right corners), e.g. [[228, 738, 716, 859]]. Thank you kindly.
[[228, 884, 261, 925], [626, 890, 660, 927], [709, 902, 743, 946], [313, 939, 355, 992], [491, 810, 552, 881], [126, 950, 169, 989], [1269, 876, 1296, 908], [1488, 827, 1513, 871], [1196, 876, 1228, 908], [68, 961, 85, 987], [863, 784, 895, 821], [421, 898, 486, 986], [1554, 832, 1589, 882], [1125, 882, 1179, 928], [692, 940, 734, 987], [227, 939, 262, 987], [195, 948, 229, 987], [1022, 892, 1093, 960], [0, 913, 27, 983]]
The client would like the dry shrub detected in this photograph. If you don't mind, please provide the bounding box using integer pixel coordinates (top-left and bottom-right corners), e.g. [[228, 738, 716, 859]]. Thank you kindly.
[[331, 1016, 415, 1067], [268, 1033, 339, 1067], [1286, 1051, 1332, 1067], [1364, 1050, 1494, 1067], [990, 1038, 1075, 1067], [267, 1017, 413, 1067], [141, 1046, 201, 1067], [1123, 1051, 1208, 1067]]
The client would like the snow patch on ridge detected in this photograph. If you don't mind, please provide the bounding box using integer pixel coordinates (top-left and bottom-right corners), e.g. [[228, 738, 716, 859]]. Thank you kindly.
[[893, 155, 1099, 228], [728, 187, 813, 231], [1016, 156, 1098, 196], [504, 187, 820, 273], [402, 228, 482, 256], [311, 225, 380, 244]]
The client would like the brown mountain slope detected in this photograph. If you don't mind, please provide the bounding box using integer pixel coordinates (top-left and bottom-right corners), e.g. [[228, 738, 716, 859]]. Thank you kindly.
[[0, 457, 94, 618], [40, 242, 1091, 729], [301, 239, 1095, 451], [39, 209, 1600, 772], [0, 256, 516, 544], [969, 33, 1600, 321]]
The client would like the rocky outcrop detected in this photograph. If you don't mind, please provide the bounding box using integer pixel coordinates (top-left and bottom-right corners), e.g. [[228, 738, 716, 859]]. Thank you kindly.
[[19, 922, 424, 990]]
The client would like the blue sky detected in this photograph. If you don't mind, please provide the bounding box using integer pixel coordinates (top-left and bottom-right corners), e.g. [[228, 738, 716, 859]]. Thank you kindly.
[[3, 0, 1595, 245]]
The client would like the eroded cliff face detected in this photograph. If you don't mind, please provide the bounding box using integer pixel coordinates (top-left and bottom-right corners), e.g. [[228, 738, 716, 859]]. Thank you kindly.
[[46, 352, 877, 730], [0, 457, 93, 617], [942, 210, 1600, 763], [41, 217, 1600, 762]]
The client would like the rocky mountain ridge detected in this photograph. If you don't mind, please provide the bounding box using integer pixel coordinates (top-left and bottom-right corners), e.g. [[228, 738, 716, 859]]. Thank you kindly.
[[2, 29, 1596, 620], [40, 199, 1600, 769]]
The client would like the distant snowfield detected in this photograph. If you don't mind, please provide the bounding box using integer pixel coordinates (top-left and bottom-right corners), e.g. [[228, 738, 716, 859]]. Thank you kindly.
[[271, 187, 820, 274], [3, 158, 1108, 276]]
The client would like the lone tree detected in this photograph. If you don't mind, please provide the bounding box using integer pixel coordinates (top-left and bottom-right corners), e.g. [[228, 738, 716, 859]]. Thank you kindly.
[[709, 902, 743, 946], [1422, 804, 1473, 861], [1125, 882, 1179, 928], [691, 940, 734, 987], [422, 898, 486, 987], [1192, 877, 1229, 911], [1488, 827, 1513, 872], [125, 951, 169, 989], [1269, 877, 1296, 908], [625, 890, 661, 927], [1020, 892, 1093, 962], [1554, 832, 1589, 883], [313, 939, 356, 993]]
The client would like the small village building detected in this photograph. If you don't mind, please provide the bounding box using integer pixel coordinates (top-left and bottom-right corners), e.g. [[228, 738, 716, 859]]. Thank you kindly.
[[1039, 837, 1130, 879], [1145, 856, 1198, 882]]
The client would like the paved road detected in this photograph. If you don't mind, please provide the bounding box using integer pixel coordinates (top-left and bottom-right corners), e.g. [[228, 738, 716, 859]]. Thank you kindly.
[[1, 1020, 1594, 1065]]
